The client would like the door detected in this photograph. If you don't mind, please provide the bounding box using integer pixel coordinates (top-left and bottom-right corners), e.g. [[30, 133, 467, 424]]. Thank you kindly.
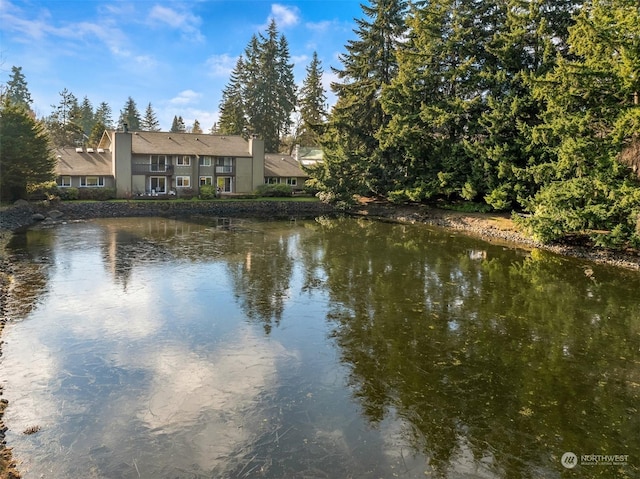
[[150, 176, 166, 194]]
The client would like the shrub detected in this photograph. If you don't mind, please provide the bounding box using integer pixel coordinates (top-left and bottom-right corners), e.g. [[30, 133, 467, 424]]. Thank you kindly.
[[77, 187, 116, 200], [199, 185, 217, 199], [254, 183, 293, 197], [57, 187, 79, 200], [26, 181, 58, 201], [178, 187, 196, 199]]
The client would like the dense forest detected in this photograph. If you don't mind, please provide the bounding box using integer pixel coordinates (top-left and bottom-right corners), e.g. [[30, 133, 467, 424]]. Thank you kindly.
[[1, 0, 639, 248], [314, 0, 640, 248]]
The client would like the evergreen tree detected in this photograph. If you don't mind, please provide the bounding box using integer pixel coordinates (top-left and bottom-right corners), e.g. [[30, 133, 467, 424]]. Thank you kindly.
[[218, 57, 247, 136], [379, 0, 497, 202], [0, 99, 56, 201], [242, 21, 297, 152], [4, 66, 33, 111], [318, 0, 407, 200], [141, 102, 161, 131], [191, 119, 202, 134], [518, 0, 640, 246], [46, 88, 83, 147], [298, 51, 327, 147], [467, 0, 581, 210], [78, 96, 95, 138], [119, 96, 141, 131], [170, 115, 186, 133], [88, 120, 106, 147], [95, 102, 114, 129]]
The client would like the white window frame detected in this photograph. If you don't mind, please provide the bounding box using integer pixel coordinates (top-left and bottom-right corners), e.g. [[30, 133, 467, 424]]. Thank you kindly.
[[286, 178, 297, 186], [199, 156, 212, 167], [266, 177, 279, 184], [150, 155, 167, 172], [80, 176, 105, 187], [199, 176, 213, 186], [58, 176, 72, 187], [177, 155, 191, 166], [149, 176, 167, 194], [176, 176, 191, 188]]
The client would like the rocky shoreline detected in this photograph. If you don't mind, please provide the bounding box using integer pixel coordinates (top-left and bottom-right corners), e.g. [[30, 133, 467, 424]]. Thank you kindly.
[[0, 199, 638, 478]]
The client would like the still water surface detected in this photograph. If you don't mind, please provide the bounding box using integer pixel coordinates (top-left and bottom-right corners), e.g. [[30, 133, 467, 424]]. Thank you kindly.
[[1, 216, 639, 478]]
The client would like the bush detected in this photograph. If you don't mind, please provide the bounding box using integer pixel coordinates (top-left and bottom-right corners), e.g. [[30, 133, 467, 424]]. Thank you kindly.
[[199, 185, 218, 200], [26, 181, 58, 201], [57, 187, 79, 200], [77, 187, 116, 201], [254, 183, 293, 197], [178, 187, 195, 199]]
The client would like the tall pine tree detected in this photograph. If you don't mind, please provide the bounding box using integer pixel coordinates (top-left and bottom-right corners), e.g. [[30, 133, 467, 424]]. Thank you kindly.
[[242, 21, 297, 152], [119, 97, 141, 131], [95, 102, 114, 129], [4, 66, 33, 111], [141, 102, 161, 131], [218, 57, 247, 136], [298, 52, 327, 147], [318, 0, 407, 200], [46, 88, 83, 147]]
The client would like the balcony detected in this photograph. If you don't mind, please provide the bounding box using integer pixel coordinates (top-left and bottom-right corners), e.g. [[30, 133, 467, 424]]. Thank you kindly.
[[131, 164, 174, 175], [215, 166, 234, 175]]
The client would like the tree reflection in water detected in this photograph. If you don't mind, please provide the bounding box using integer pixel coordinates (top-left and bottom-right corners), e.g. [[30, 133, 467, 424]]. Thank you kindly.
[[2, 216, 638, 478]]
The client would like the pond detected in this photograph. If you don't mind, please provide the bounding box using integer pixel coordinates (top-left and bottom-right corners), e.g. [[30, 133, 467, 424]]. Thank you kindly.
[[1, 216, 638, 479]]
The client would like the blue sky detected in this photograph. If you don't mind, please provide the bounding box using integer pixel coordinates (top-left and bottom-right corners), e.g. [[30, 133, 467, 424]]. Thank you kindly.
[[0, 0, 364, 131]]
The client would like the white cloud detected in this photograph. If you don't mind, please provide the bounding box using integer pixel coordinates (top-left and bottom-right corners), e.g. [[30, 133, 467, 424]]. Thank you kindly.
[[305, 20, 333, 33], [205, 53, 236, 78], [169, 89, 202, 106], [147, 4, 204, 42], [269, 3, 300, 28]]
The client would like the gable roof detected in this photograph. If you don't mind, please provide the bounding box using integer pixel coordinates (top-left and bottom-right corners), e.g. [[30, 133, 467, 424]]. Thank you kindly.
[[101, 130, 253, 157], [55, 147, 113, 176], [264, 153, 308, 178]]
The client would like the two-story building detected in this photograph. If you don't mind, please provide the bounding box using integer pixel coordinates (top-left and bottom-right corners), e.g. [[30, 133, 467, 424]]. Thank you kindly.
[[55, 129, 280, 198]]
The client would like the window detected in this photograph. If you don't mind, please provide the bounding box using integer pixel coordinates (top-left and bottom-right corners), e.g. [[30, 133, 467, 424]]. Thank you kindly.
[[151, 155, 167, 172], [57, 176, 72, 187], [177, 155, 191, 166], [199, 176, 213, 186], [176, 176, 191, 188], [266, 177, 279, 184], [286, 178, 297, 186], [80, 176, 104, 187], [216, 157, 233, 174], [199, 156, 212, 167]]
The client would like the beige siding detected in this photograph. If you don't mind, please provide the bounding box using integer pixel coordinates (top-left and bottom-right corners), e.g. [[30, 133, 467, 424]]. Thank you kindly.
[[234, 157, 255, 193], [132, 175, 146, 195]]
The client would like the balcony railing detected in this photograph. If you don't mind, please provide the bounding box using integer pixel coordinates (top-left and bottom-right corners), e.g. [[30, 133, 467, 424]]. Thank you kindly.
[[131, 164, 174, 175], [215, 166, 234, 174]]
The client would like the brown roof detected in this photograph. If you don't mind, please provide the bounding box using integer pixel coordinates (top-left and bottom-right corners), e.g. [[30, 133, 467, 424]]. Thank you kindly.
[[264, 154, 308, 178], [129, 131, 252, 157], [55, 147, 113, 176]]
